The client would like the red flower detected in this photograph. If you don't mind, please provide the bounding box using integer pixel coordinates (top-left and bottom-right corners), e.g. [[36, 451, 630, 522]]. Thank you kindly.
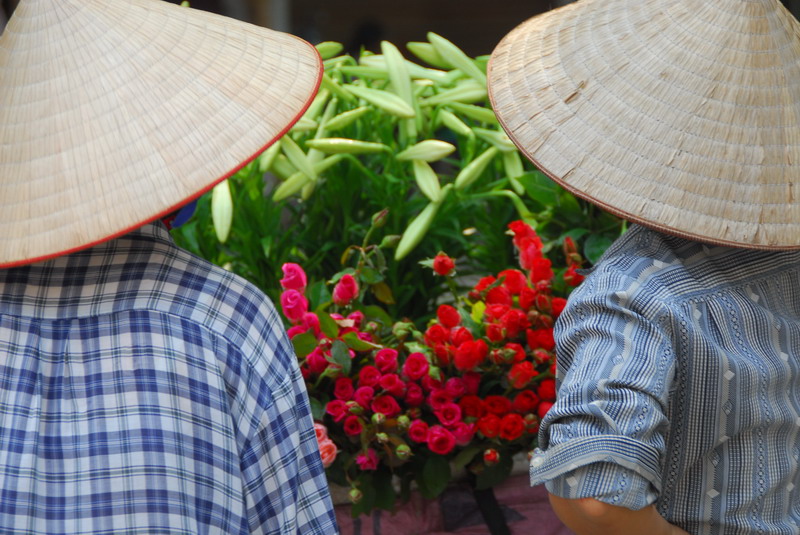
[[459, 394, 485, 419], [306, 347, 329, 375], [279, 263, 308, 292], [408, 419, 430, 443], [552, 297, 567, 318], [485, 304, 510, 321], [454, 339, 488, 371], [343, 415, 364, 436], [527, 328, 555, 351], [518, 287, 536, 310], [504, 343, 526, 363], [518, 237, 543, 271], [477, 414, 502, 439], [353, 386, 375, 408], [564, 264, 585, 287], [358, 365, 382, 388], [374, 348, 399, 373], [425, 324, 449, 346], [428, 388, 454, 409], [436, 304, 461, 328], [483, 395, 512, 416], [450, 327, 473, 347], [537, 401, 554, 419], [333, 274, 359, 306], [498, 269, 527, 295], [483, 448, 500, 465], [508, 221, 540, 249], [462, 372, 481, 395], [334, 377, 355, 400], [371, 395, 401, 417], [444, 377, 466, 400], [402, 352, 430, 380], [434, 402, 463, 427], [530, 257, 554, 284], [326, 400, 348, 422], [512, 390, 540, 413], [486, 286, 513, 307], [433, 343, 454, 367], [499, 413, 525, 441], [427, 425, 456, 455], [356, 448, 379, 470], [432, 253, 455, 276], [280, 289, 309, 323], [508, 361, 538, 389], [473, 275, 497, 293], [404, 382, 425, 406], [501, 309, 530, 338], [486, 323, 504, 343], [379, 373, 406, 397], [537, 378, 557, 402]]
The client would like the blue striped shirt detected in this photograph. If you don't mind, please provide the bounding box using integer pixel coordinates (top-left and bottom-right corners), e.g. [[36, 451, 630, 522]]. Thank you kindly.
[[531, 225, 800, 534], [0, 223, 338, 534]]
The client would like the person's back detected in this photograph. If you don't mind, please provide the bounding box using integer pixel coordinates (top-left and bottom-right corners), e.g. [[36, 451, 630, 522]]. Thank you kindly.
[[531, 224, 800, 533], [0, 222, 336, 534]]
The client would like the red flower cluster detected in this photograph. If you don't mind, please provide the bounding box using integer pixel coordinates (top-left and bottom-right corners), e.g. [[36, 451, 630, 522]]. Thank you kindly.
[[277, 220, 584, 508]]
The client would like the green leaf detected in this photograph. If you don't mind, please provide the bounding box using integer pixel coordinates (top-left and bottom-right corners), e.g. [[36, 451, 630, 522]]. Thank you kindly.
[[475, 451, 513, 490], [518, 171, 560, 210], [360, 266, 384, 284], [318, 311, 340, 339], [452, 444, 482, 470], [309, 397, 325, 421], [417, 455, 451, 499], [329, 340, 352, 375], [584, 233, 613, 264], [372, 469, 397, 511], [371, 281, 396, 305], [307, 281, 332, 310], [350, 474, 375, 517], [342, 331, 382, 351], [358, 305, 394, 327], [291, 332, 318, 359]]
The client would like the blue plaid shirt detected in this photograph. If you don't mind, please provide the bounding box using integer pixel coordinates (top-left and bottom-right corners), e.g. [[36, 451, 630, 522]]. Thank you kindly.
[[531, 225, 800, 534], [0, 223, 338, 534]]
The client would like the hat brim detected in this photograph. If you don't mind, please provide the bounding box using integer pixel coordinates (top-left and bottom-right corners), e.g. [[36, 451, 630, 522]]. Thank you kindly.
[[488, 0, 800, 249], [0, 0, 323, 267]]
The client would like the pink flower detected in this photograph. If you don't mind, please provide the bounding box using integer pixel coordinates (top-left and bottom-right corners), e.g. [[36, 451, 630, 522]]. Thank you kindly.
[[286, 325, 308, 339], [371, 395, 401, 417], [428, 388, 453, 410], [402, 353, 429, 381], [280, 263, 308, 292], [325, 400, 348, 423], [451, 422, 476, 446], [300, 312, 321, 336], [353, 386, 375, 408], [358, 365, 381, 388], [378, 374, 406, 397], [444, 377, 466, 400], [408, 420, 429, 443], [318, 438, 338, 468], [374, 348, 399, 373], [347, 310, 365, 328], [333, 274, 359, 306], [334, 377, 355, 400], [404, 382, 425, 406], [432, 254, 455, 276], [427, 425, 456, 455], [355, 448, 379, 471], [314, 423, 329, 442], [434, 402, 462, 427], [343, 415, 364, 436], [306, 347, 329, 375], [280, 290, 308, 323]]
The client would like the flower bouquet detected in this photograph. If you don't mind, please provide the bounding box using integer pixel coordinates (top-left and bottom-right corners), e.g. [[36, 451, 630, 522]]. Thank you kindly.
[[278, 214, 584, 516]]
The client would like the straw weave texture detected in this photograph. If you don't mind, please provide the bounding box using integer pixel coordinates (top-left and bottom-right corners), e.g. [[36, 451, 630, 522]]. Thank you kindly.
[[488, 0, 800, 249], [0, 0, 322, 267]]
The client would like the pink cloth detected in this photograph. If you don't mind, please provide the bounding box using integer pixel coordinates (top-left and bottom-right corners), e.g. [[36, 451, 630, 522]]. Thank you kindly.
[[334, 474, 574, 535]]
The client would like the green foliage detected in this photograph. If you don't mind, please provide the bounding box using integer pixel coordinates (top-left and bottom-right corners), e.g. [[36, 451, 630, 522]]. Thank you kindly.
[[171, 33, 624, 318]]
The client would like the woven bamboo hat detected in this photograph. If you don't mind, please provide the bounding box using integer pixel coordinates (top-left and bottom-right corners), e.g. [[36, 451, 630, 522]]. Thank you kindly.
[[0, 0, 322, 267], [488, 0, 800, 249]]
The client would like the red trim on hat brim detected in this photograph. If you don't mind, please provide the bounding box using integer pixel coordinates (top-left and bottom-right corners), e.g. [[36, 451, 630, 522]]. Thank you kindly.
[[2, 50, 324, 269]]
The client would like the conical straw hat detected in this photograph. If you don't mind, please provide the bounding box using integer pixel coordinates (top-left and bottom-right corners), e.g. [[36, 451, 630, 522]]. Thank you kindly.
[[488, 0, 800, 249], [0, 0, 322, 267]]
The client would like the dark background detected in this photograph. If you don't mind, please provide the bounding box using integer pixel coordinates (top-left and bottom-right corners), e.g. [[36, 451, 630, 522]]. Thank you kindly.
[[3, 0, 799, 58]]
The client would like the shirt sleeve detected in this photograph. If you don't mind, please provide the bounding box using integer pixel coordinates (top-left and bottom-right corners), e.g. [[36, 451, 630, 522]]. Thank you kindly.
[[530, 270, 676, 510], [239, 357, 339, 534]]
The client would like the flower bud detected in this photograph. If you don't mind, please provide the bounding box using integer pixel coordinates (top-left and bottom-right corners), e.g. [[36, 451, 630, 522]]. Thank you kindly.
[[392, 321, 414, 339], [379, 235, 402, 249], [349, 488, 364, 504], [375, 432, 390, 444], [371, 412, 386, 426], [347, 401, 364, 415], [483, 448, 500, 466], [371, 209, 389, 228], [397, 414, 411, 431], [395, 444, 412, 460], [407, 407, 422, 419]]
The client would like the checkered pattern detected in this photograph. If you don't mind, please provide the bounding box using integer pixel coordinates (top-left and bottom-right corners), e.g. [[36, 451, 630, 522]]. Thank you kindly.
[[531, 225, 800, 533], [0, 223, 338, 534]]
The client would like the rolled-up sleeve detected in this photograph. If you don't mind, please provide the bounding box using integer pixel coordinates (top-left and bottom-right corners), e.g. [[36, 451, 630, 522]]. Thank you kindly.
[[530, 270, 676, 510]]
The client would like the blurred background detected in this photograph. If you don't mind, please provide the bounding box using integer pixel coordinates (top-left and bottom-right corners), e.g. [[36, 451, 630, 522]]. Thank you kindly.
[[5, 0, 798, 55]]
